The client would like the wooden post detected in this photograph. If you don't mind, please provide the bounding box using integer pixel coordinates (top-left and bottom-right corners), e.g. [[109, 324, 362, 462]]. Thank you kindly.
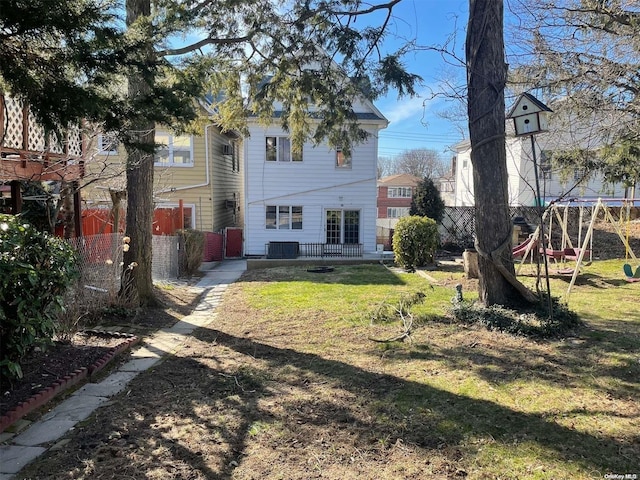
[[10, 180, 22, 214], [73, 181, 82, 237], [178, 199, 184, 230]]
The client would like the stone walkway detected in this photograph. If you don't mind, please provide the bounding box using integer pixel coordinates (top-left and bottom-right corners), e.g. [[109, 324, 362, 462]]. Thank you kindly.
[[0, 259, 247, 479]]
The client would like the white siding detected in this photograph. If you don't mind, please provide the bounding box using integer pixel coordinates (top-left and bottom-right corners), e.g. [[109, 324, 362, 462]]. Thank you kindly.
[[243, 123, 381, 256], [453, 135, 628, 207]]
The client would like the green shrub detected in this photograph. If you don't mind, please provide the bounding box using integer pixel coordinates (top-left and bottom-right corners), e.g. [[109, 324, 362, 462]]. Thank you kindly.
[[0, 214, 79, 382], [392, 215, 439, 271], [179, 229, 205, 277]]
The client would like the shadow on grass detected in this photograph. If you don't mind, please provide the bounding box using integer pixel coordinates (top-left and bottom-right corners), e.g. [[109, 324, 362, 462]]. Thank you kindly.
[[183, 328, 637, 475], [20, 323, 638, 479]]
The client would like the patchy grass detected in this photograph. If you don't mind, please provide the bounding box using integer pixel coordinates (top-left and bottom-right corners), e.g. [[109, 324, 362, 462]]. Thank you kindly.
[[18, 262, 639, 480]]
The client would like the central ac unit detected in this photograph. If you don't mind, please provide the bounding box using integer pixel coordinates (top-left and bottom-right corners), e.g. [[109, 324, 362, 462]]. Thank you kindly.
[[222, 144, 233, 155]]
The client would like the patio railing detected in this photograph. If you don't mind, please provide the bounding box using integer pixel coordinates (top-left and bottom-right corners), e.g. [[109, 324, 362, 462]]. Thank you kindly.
[[265, 242, 363, 259]]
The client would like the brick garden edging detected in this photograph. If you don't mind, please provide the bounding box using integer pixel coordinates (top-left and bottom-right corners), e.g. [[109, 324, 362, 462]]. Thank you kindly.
[[0, 335, 140, 434]]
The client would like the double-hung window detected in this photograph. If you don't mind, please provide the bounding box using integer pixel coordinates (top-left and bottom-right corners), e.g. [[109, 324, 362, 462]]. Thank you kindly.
[[266, 206, 303, 229], [97, 133, 119, 155], [154, 133, 194, 166], [387, 207, 410, 218], [388, 187, 412, 198], [265, 137, 302, 162]]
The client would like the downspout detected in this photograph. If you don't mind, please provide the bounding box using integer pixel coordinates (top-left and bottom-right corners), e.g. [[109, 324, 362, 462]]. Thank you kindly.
[[156, 124, 213, 194]]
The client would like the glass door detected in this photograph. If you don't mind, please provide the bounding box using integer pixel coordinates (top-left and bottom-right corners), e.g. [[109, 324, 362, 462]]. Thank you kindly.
[[326, 210, 341, 244], [325, 210, 360, 244]]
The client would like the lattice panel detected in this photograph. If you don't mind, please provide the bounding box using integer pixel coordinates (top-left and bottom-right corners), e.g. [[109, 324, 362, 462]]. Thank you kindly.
[[2, 97, 24, 149], [48, 131, 64, 154], [27, 110, 46, 151], [67, 126, 83, 157]]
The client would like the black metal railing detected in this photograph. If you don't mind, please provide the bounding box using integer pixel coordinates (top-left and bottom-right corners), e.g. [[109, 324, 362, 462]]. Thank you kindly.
[[265, 242, 363, 259]]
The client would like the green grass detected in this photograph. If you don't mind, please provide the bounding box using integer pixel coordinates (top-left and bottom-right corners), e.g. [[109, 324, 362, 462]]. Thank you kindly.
[[218, 261, 639, 479]]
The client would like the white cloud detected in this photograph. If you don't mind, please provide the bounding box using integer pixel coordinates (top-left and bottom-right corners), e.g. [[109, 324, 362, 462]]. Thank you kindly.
[[378, 87, 439, 126]]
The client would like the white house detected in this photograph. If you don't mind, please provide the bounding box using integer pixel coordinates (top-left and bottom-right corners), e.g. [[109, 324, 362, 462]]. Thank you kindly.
[[452, 118, 630, 207], [242, 97, 388, 257]]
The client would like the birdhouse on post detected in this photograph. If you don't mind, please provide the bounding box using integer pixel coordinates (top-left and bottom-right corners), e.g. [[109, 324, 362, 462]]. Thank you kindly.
[[507, 92, 552, 137]]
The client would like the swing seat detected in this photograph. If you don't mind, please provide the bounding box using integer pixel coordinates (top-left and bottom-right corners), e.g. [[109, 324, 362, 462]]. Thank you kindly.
[[556, 268, 575, 276], [563, 248, 591, 261], [540, 247, 565, 260], [623, 264, 640, 279]]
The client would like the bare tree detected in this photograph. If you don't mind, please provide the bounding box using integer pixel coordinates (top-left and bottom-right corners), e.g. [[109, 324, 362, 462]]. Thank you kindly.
[[396, 148, 447, 178], [508, 0, 640, 188]]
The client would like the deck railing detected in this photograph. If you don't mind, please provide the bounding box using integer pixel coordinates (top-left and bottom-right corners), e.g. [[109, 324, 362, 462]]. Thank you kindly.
[[265, 242, 363, 259]]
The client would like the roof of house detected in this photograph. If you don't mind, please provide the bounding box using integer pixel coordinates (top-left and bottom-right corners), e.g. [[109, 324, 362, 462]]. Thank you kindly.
[[377, 174, 422, 187]]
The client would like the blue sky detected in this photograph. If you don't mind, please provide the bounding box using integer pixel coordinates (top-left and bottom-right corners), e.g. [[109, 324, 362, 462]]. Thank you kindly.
[[373, 0, 470, 159]]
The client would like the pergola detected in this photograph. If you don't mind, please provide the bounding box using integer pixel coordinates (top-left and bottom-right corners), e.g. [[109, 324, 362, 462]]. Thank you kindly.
[[0, 95, 85, 236]]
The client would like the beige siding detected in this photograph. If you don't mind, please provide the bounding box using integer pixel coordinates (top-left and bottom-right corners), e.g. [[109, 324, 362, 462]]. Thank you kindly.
[[82, 124, 244, 234]]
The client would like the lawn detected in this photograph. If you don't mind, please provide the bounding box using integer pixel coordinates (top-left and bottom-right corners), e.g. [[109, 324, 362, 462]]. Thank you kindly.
[[17, 261, 639, 480]]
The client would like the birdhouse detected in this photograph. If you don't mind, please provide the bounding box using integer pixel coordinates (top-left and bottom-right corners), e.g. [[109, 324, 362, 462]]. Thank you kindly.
[[507, 93, 552, 136]]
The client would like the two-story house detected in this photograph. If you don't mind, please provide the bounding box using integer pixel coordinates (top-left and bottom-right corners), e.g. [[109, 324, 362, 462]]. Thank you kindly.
[[452, 131, 629, 207], [242, 97, 388, 257], [85, 115, 244, 240], [376, 174, 421, 223], [375, 174, 420, 250]]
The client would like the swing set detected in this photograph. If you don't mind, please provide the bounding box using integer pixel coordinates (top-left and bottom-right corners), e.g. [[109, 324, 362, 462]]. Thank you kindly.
[[514, 198, 639, 297]]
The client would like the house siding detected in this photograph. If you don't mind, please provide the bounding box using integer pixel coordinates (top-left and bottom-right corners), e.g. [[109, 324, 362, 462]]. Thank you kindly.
[[244, 123, 381, 256], [83, 123, 243, 234], [453, 135, 627, 207]]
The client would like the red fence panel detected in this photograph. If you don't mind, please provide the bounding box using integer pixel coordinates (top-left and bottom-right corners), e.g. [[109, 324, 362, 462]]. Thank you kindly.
[[203, 232, 224, 262]]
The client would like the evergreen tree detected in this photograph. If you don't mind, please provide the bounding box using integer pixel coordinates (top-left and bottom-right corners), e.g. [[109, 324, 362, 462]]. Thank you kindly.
[[119, 0, 422, 305], [3, 0, 422, 305], [409, 177, 445, 223]]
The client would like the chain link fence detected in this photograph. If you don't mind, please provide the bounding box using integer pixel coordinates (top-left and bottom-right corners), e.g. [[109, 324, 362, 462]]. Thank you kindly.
[[67, 234, 184, 297]]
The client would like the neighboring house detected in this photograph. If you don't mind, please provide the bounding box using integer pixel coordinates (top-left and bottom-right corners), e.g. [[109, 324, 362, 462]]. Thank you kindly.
[[435, 171, 456, 206], [376, 174, 421, 227], [452, 127, 629, 207], [85, 113, 244, 241], [242, 97, 388, 257]]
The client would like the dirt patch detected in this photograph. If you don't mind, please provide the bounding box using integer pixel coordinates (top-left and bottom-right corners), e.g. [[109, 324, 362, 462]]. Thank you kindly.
[[1, 283, 203, 420]]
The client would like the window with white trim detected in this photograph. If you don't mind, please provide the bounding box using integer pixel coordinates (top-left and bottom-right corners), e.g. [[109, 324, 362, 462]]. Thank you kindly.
[[265, 137, 302, 162], [387, 187, 412, 198], [154, 133, 193, 166], [97, 133, 119, 155], [266, 205, 303, 229], [336, 148, 351, 168], [387, 207, 410, 218]]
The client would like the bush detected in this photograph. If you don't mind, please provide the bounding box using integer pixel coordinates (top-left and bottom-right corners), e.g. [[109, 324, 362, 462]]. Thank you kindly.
[[179, 229, 205, 277], [0, 214, 79, 382], [392, 215, 439, 271]]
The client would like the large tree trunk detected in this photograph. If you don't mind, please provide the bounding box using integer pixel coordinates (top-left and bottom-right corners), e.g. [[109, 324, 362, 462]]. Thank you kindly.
[[122, 0, 157, 306], [466, 0, 536, 306]]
